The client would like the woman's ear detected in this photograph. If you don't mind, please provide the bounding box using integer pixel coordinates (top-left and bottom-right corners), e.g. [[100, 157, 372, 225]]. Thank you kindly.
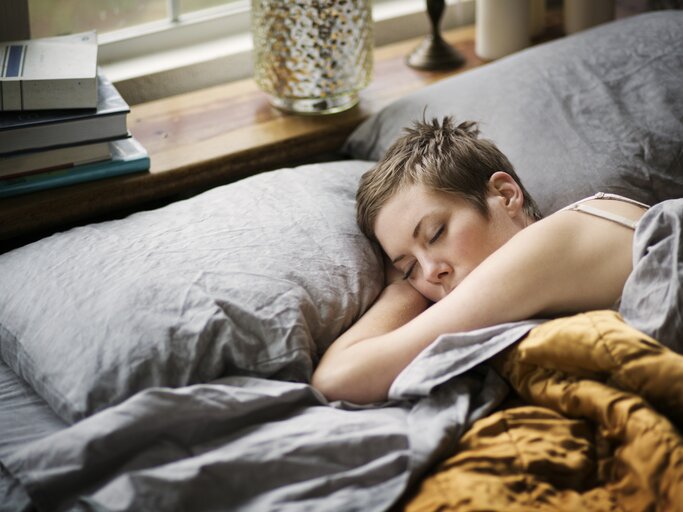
[[487, 171, 525, 217]]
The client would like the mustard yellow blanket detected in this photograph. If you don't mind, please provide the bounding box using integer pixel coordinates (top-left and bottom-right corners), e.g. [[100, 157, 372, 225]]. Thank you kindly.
[[405, 311, 683, 511]]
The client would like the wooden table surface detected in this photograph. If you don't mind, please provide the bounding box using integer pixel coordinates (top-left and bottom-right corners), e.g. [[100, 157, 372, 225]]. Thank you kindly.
[[0, 14, 562, 249]]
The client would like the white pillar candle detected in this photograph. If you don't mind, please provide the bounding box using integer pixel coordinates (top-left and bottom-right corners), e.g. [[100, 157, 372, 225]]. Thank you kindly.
[[475, 0, 531, 61], [564, 0, 616, 35]]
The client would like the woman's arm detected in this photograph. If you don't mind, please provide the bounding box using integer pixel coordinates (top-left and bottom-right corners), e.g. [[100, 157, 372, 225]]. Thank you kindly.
[[312, 209, 638, 404], [316, 258, 430, 362]]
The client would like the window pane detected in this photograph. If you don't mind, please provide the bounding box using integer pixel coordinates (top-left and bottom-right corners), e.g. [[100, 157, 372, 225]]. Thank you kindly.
[[29, 0, 168, 38], [181, 0, 240, 15]]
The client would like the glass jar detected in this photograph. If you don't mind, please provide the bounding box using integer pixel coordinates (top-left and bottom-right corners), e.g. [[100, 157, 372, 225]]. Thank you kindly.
[[251, 0, 373, 115]]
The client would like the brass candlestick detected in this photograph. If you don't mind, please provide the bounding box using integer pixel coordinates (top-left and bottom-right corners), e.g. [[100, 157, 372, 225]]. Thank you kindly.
[[407, 0, 465, 70]]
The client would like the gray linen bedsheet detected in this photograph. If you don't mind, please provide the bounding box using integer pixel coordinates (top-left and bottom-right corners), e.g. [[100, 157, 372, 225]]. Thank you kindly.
[[0, 358, 61, 512], [620, 199, 683, 353], [2, 199, 681, 512], [0, 330, 524, 512]]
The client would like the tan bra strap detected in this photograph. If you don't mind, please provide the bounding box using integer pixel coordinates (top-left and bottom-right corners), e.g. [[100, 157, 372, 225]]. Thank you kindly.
[[566, 203, 639, 230]]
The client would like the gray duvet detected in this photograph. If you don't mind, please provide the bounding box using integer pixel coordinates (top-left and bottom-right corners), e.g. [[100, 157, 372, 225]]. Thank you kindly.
[[0, 333, 520, 512], [2, 199, 682, 511]]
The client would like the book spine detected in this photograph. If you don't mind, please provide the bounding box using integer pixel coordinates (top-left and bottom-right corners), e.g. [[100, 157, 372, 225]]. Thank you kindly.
[[1, 44, 26, 110], [0, 36, 98, 111], [0, 79, 98, 111], [1, 44, 27, 77], [0, 156, 149, 198]]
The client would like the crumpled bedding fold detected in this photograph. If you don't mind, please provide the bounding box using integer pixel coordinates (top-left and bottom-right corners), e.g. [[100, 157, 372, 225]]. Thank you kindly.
[[405, 310, 683, 511]]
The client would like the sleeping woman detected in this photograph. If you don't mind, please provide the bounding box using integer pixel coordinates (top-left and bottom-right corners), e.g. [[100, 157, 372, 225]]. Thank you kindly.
[[311, 116, 649, 404]]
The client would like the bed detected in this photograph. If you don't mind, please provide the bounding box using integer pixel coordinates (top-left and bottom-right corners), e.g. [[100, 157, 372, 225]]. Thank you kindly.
[[1, 11, 682, 512]]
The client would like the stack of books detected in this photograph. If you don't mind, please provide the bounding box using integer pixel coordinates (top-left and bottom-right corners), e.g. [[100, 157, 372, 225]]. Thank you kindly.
[[0, 32, 149, 198]]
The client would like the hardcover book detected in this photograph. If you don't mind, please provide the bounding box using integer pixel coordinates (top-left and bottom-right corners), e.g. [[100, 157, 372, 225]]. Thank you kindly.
[[0, 73, 129, 155], [0, 31, 98, 111], [0, 137, 149, 198], [0, 139, 117, 179]]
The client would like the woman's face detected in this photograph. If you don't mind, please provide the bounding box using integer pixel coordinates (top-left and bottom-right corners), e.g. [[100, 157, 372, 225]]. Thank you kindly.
[[374, 181, 525, 302]]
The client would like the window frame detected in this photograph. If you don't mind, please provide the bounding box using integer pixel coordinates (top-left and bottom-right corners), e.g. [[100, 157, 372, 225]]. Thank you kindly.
[[17, 0, 474, 103], [100, 0, 473, 64], [98, 0, 252, 64]]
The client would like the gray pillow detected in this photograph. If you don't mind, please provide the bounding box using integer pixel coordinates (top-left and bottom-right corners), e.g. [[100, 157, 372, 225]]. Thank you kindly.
[[344, 11, 683, 215], [0, 160, 383, 423]]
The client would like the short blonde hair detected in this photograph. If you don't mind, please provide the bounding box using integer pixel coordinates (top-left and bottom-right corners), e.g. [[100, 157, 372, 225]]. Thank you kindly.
[[356, 117, 542, 241]]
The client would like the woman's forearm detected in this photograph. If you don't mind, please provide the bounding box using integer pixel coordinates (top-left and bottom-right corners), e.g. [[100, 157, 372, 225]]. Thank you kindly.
[[312, 281, 429, 400], [311, 268, 512, 403]]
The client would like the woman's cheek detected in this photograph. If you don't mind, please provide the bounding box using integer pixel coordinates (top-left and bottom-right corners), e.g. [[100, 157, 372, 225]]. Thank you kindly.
[[452, 224, 494, 269]]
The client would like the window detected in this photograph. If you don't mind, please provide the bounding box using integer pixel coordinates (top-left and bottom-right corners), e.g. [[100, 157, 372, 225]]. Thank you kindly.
[[19, 0, 474, 104], [29, 0, 244, 38]]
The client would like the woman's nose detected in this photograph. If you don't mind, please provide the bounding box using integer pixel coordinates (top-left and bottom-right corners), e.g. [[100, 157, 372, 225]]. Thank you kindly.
[[423, 259, 450, 284]]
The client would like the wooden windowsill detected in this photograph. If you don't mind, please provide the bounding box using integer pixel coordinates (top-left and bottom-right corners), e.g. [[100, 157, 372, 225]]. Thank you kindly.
[[0, 15, 563, 250]]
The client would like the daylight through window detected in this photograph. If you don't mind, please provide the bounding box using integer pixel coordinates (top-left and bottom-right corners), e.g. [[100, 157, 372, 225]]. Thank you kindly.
[[28, 0, 243, 38]]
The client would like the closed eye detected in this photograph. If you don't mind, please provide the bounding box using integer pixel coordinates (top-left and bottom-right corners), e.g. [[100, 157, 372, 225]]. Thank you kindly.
[[402, 226, 443, 280], [402, 262, 416, 280], [429, 225, 444, 244]]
